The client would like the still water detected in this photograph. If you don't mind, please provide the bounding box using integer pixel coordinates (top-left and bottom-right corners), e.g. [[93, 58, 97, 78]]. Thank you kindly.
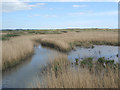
[[68, 45, 118, 63]]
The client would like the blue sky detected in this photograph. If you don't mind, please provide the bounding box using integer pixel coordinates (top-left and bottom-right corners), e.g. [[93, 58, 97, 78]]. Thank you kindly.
[[2, 2, 118, 29]]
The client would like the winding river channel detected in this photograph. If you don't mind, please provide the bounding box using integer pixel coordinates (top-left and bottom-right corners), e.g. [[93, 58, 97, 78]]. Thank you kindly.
[[2, 45, 118, 88]]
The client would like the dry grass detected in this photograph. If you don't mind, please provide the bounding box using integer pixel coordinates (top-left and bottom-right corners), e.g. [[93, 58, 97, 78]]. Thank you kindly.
[[32, 31, 118, 51], [2, 36, 34, 70], [38, 55, 118, 88], [45, 68, 118, 88], [1, 31, 118, 70], [1, 30, 119, 88]]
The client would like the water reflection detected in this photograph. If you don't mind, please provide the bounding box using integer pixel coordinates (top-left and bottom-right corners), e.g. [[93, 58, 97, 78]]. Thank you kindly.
[[68, 45, 118, 63]]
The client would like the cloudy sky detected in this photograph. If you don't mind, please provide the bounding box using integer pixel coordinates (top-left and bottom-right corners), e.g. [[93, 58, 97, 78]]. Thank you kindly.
[[1, 0, 118, 29]]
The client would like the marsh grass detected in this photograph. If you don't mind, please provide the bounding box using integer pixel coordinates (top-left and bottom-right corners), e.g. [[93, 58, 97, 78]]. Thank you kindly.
[[32, 31, 118, 52], [40, 54, 69, 75], [1, 34, 20, 40], [1, 31, 118, 70], [38, 56, 118, 88], [40, 39, 70, 52], [28, 30, 62, 34], [2, 36, 34, 70]]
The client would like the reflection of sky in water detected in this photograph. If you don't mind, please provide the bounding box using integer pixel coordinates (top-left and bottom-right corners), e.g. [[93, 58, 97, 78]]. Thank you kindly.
[[68, 45, 118, 63], [3, 45, 61, 88]]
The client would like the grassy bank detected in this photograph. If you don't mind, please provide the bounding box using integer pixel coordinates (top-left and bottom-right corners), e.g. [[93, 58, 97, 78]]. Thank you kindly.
[[2, 36, 34, 70], [33, 31, 118, 51], [37, 55, 118, 88], [1, 30, 118, 70]]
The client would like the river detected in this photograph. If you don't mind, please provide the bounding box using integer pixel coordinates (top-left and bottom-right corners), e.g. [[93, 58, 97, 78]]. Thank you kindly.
[[2, 45, 118, 88]]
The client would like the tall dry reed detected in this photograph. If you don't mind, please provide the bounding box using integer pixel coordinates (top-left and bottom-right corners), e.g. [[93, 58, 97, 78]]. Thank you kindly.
[[32, 31, 118, 51], [2, 36, 34, 70], [45, 68, 118, 88], [1, 31, 118, 70], [39, 55, 118, 88]]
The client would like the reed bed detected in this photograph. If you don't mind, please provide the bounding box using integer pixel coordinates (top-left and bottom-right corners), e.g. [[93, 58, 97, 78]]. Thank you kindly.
[[1, 31, 118, 70], [38, 55, 118, 88], [2, 36, 34, 70], [32, 31, 118, 51], [45, 68, 118, 88]]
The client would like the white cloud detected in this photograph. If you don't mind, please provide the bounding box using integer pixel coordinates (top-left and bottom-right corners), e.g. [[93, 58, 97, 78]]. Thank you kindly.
[[44, 14, 57, 17], [91, 11, 118, 16], [1, 0, 118, 13], [32, 14, 41, 16], [1, 0, 45, 13], [30, 14, 58, 18], [69, 11, 118, 16], [1, 0, 119, 2], [69, 12, 85, 15], [72, 5, 88, 8], [35, 3, 45, 6], [30, 11, 118, 18], [0, 0, 119, 2]]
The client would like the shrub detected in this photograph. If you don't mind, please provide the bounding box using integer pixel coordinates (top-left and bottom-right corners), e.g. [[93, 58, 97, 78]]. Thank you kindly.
[[98, 57, 105, 64], [80, 57, 93, 68], [75, 58, 79, 65]]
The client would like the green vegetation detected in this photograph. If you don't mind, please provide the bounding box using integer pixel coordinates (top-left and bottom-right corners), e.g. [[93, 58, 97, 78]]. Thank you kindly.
[[27, 30, 62, 34], [80, 57, 93, 69], [98, 57, 114, 65], [1, 34, 20, 40], [79, 57, 117, 72], [75, 58, 79, 65]]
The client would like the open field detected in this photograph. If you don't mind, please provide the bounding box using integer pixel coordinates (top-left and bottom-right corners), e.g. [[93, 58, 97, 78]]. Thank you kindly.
[[1, 29, 118, 71], [1, 29, 118, 40]]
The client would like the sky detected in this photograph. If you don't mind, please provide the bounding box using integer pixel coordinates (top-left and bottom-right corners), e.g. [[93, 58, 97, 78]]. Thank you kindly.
[[1, 1, 118, 29]]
